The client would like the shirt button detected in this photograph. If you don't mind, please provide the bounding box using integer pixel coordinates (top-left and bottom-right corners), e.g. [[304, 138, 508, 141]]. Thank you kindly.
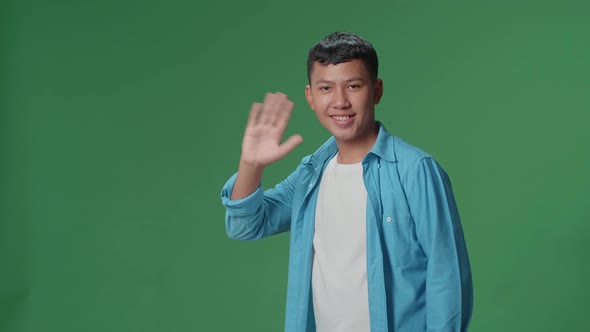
[[309, 183, 314, 188], [386, 216, 392, 222]]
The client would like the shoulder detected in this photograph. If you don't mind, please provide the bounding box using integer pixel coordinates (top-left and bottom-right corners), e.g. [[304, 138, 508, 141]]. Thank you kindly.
[[388, 134, 452, 190], [391, 137, 455, 196], [391, 135, 434, 170], [373, 122, 432, 168], [393, 135, 432, 160]]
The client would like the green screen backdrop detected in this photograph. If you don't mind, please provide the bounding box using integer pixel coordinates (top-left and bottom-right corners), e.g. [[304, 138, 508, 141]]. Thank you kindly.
[[1, 0, 589, 331]]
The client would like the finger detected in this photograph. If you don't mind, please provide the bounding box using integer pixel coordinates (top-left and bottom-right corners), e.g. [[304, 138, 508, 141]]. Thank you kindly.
[[273, 98, 295, 129], [277, 134, 303, 158], [259, 93, 281, 124], [247, 102, 262, 128], [274, 91, 288, 100]]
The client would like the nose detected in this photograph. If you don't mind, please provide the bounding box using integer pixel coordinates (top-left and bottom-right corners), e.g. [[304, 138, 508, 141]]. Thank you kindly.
[[332, 87, 351, 109]]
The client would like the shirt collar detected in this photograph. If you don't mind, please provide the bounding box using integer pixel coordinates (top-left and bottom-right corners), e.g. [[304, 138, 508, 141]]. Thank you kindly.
[[367, 122, 397, 163]]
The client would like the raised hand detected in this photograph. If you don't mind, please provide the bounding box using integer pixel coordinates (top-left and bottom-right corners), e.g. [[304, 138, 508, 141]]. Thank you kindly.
[[240, 92, 303, 168], [231, 92, 303, 200]]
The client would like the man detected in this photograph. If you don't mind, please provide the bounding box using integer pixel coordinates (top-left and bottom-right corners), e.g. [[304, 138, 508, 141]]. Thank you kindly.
[[221, 31, 473, 332]]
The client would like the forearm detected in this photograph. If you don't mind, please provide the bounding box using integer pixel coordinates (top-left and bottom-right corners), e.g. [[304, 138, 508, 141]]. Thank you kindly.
[[231, 160, 264, 200], [221, 165, 299, 240], [425, 255, 472, 331]]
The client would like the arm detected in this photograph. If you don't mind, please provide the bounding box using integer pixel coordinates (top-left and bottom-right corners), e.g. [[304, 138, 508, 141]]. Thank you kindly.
[[406, 158, 473, 331], [221, 165, 300, 240], [221, 92, 303, 240]]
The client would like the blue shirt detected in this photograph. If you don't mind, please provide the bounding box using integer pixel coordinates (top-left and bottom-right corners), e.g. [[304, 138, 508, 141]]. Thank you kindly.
[[221, 123, 473, 331]]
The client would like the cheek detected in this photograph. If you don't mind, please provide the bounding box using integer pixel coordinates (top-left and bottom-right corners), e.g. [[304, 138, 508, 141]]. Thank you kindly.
[[360, 95, 373, 108], [309, 98, 323, 111], [314, 110, 326, 123], [315, 108, 326, 117]]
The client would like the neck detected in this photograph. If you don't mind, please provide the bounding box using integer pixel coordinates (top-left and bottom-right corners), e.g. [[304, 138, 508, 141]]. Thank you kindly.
[[335, 124, 379, 164]]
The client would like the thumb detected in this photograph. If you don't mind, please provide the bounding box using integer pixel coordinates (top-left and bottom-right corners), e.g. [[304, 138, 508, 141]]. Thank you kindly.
[[278, 134, 303, 158]]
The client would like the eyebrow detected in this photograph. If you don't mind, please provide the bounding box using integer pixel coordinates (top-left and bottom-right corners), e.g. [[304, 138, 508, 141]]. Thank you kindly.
[[313, 77, 366, 85]]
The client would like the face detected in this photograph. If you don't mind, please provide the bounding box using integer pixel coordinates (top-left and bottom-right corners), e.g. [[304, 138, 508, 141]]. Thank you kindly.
[[305, 59, 383, 147]]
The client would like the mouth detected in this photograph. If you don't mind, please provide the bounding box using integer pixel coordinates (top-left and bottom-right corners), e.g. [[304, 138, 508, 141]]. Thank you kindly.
[[331, 115, 354, 121], [329, 114, 355, 127]]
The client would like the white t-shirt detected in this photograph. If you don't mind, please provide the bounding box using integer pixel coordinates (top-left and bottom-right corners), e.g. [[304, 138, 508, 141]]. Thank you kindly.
[[312, 154, 370, 332]]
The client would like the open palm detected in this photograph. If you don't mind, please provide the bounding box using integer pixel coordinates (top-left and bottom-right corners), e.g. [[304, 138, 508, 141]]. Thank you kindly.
[[240, 92, 303, 168]]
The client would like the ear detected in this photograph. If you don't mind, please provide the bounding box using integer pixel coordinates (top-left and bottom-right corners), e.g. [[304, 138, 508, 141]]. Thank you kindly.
[[373, 79, 383, 105], [305, 85, 315, 110]]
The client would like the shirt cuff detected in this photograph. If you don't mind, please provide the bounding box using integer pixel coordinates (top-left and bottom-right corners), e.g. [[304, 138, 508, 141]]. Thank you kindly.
[[220, 172, 264, 217]]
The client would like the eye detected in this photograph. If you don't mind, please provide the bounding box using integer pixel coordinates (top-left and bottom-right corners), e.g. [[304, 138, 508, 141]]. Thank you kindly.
[[348, 84, 361, 90], [319, 86, 330, 91]]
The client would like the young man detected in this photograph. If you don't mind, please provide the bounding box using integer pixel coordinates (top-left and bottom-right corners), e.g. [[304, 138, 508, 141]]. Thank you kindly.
[[221, 32, 473, 332]]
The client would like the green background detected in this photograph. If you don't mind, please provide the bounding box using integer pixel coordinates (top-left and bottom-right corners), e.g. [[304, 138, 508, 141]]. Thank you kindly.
[[1, 0, 589, 331]]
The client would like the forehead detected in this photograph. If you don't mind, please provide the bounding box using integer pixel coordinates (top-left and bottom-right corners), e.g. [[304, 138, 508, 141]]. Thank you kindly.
[[310, 59, 371, 84]]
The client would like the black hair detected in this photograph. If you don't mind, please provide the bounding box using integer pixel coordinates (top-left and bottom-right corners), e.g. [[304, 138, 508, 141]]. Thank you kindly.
[[306, 31, 378, 84]]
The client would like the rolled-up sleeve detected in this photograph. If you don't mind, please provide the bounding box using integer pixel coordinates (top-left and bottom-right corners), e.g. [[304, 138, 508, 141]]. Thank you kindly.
[[406, 157, 473, 332], [220, 168, 299, 241], [221, 173, 265, 217]]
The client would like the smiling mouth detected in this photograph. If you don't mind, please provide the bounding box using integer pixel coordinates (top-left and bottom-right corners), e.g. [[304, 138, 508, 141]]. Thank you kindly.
[[331, 115, 354, 120]]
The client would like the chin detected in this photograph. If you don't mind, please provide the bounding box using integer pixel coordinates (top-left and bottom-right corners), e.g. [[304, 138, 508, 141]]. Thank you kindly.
[[332, 132, 359, 142]]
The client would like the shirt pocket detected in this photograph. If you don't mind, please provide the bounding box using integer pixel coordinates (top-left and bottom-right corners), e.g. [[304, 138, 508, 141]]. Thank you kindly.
[[382, 213, 413, 267]]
